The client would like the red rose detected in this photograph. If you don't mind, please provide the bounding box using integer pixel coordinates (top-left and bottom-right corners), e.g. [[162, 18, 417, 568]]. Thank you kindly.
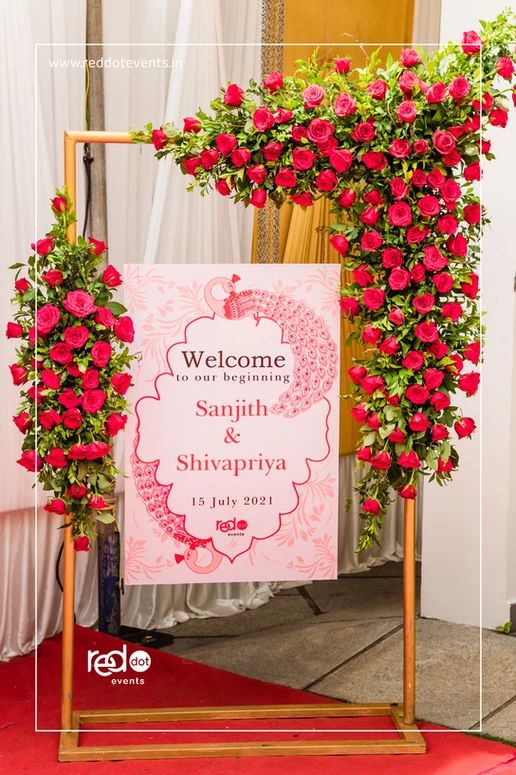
[[352, 403, 369, 422], [362, 498, 380, 515], [275, 168, 297, 188], [409, 412, 429, 432], [415, 321, 439, 343], [430, 391, 450, 411], [423, 245, 448, 272], [363, 288, 385, 311], [362, 151, 388, 170], [371, 451, 391, 470], [389, 308, 404, 325], [224, 83, 244, 106], [405, 384, 430, 404], [64, 290, 96, 318], [74, 536, 90, 552], [464, 341, 481, 365], [464, 203, 481, 225], [432, 424, 449, 441], [426, 82, 446, 103], [13, 412, 32, 432], [95, 307, 115, 328], [45, 498, 67, 514], [288, 149, 313, 173], [37, 304, 60, 335], [80, 369, 99, 390], [353, 264, 374, 287], [199, 149, 219, 170], [448, 76, 471, 101], [461, 273, 479, 299], [291, 127, 307, 143], [6, 322, 23, 338], [338, 189, 356, 208], [101, 265, 122, 287], [62, 408, 83, 430], [402, 351, 425, 370], [433, 130, 455, 155], [401, 48, 421, 66], [458, 371, 480, 396], [424, 369, 444, 391], [230, 148, 251, 167], [329, 235, 349, 255], [397, 100, 417, 122], [427, 169, 444, 189], [49, 343, 73, 364], [464, 162, 481, 182], [349, 366, 367, 384], [67, 362, 81, 377], [441, 178, 461, 203], [151, 128, 166, 150], [262, 141, 283, 161], [455, 417, 476, 438], [413, 139, 428, 155], [437, 215, 458, 235], [263, 71, 283, 91], [32, 238, 54, 256], [340, 296, 359, 317], [111, 372, 132, 395], [441, 302, 462, 322], [52, 196, 68, 212], [250, 189, 267, 208], [183, 116, 201, 133], [350, 122, 375, 142], [413, 293, 435, 315], [307, 118, 334, 144], [364, 189, 383, 205], [40, 368, 61, 390], [303, 84, 325, 108], [361, 375, 384, 395], [58, 389, 81, 409], [399, 484, 416, 499], [215, 179, 231, 196], [91, 341, 112, 367], [64, 325, 89, 349], [428, 341, 448, 359], [42, 269, 63, 286], [82, 389, 107, 414], [388, 268, 410, 290], [378, 337, 399, 355], [360, 231, 383, 252], [329, 148, 353, 173], [437, 458, 454, 474], [418, 195, 440, 218], [253, 107, 275, 132], [461, 30, 482, 56], [68, 483, 87, 499], [27, 385, 45, 404], [496, 56, 515, 79], [315, 169, 337, 192], [15, 277, 30, 294], [291, 192, 313, 207], [362, 325, 382, 344], [334, 57, 351, 73], [334, 92, 356, 117], [382, 248, 403, 268], [411, 169, 427, 188], [390, 427, 406, 442], [17, 450, 43, 471], [105, 412, 127, 436], [114, 316, 135, 343], [388, 139, 411, 159], [88, 236, 107, 255], [89, 495, 108, 509], [398, 70, 419, 94], [388, 202, 412, 227], [46, 448, 68, 468], [215, 133, 238, 156], [398, 450, 420, 469], [390, 178, 408, 199], [367, 79, 388, 99], [39, 409, 61, 429]]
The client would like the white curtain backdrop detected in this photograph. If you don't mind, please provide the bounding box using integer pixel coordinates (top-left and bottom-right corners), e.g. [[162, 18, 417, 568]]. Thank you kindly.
[[0, 0, 417, 661]]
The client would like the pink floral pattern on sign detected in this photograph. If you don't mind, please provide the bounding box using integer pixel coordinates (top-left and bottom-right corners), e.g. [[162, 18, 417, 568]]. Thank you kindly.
[[124, 264, 340, 584]]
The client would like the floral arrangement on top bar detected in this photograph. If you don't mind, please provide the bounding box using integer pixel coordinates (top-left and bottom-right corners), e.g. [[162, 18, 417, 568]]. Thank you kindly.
[[132, 11, 516, 547], [7, 193, 136, 550]]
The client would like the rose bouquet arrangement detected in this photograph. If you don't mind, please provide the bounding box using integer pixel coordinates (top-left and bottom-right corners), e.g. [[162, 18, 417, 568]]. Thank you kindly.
[[132, 11, 515, 547], [7, 192, 135, 550]]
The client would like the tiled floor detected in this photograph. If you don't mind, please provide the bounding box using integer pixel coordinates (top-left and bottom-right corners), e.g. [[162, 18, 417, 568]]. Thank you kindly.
[[158, 562, 516, 744]]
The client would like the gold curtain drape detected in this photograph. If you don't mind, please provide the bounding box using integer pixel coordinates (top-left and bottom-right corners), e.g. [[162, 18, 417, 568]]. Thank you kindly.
[[253, 0, 415, 455]]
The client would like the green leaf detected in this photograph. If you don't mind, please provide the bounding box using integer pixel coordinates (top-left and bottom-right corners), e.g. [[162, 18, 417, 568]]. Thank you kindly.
[[106, 301, 127, 316]]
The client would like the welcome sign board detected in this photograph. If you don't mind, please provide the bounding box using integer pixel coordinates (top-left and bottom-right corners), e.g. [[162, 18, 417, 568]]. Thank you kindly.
[[124, 264, 340, 584]]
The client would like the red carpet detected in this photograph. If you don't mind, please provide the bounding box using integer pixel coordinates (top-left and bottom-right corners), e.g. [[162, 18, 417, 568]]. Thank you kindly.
[[1, 625, 515, 774]]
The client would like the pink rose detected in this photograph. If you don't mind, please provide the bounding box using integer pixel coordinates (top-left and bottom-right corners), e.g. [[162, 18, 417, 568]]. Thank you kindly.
[[82, 389, 107, 414], [442, 302, 463, 322], [74, 536, 90, 552], [15, 278, 30, 294], [409, 412, 430, 432], [10, 364, 27, 385], [114, 316, 135, 343], [45, 498, 67, 514], [224, 83, 244, 106], [411, 169, 427, 188], [432, 424, 449, 441], [371, 451, 391, 470], [58, 388, 81, 409], [433, 130, 456, 155], [352, 264, 374, 287], [413, 293, 435, 315], [397, 100, 417, 122], [437, 215, 458, 235], [246, 164, 267, 184], [389, 308, 405, 325], [405, 385, 429, 405], [433, 273, 454, 293], [338, 189, 356, 208], [49, 343, 73, 364], [464, 203, 481, 225], [91, 340, 112, 367], [359, 206, 379, 226], [403, 351, 425, 370], [88, 236, 107, 255], [39, 409, 61, 429], [426, 82, 446, 103], [334, 92, 357, 117], [413, 139, 428, 155], [424, 369, 445, 390], [64, 325, 89, 349], [42, 269, 63, 286], [292, 148, 315, 171], [95, 307, 115, 328], [398, 70, 419, 94], [390, 178, 409, 199], [6, 322, 23, 338], [418, 195, 441, 218], [427, 169, 445, 189], [37, 305, 60, 335], [388, 139, 411, 159], [40, 368, 61, 389], [64, 290, 96, 318], [361, 375, 385, 395], [362, 324, 382, 344], [303, 84, 325, 108], [215, 179, 231, 196], [388, 268, 410, 291], [388, 202, 412, 227], [82, 368, 100, 389], [263, 71, 283, 91], [415, 321, 439, 343], [455, 417, 476, 438], [448, 234, 468, 256], [398, 450, 421, 468], [400, 48, 421, 67], [253, 107, 275, 132], [430, 391, 451, 410], [423, 245, 448, 272], [448, 76, 471, 101], [367, 79, 388, 99], [31, 237, 54, 256], [291, 192, 313, 207], [461, 31, 482, 56], [307, 118, 334, 144], [340, 296, 359, 317], [361, 151, 387, 170], [363, 288, 385, 311], [382, 248, 403, 268], [349, 366, 367, 384], [378, 337, 399, 355], [13, 412, 32, 432], [291, 127, 307, 143], [350, 122, 375, 142], [496, 56, 515, 79], [360, 231, 383, 252]]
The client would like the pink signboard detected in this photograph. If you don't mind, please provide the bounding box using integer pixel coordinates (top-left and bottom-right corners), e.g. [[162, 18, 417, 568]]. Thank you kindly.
[[124, 264, 340, 584]]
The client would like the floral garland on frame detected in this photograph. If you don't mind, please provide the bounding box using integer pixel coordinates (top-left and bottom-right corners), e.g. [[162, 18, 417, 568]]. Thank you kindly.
[[7, 193, 136, 550], [132, 11, 516, 548]]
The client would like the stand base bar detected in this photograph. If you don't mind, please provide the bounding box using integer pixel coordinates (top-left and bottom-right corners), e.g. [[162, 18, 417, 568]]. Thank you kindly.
[[58, 702, 427, 761]]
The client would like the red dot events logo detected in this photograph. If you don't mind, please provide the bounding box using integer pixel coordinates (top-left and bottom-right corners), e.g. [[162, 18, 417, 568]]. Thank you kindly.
[[87, 645, 151, 685], [216, 518, 248, 533]]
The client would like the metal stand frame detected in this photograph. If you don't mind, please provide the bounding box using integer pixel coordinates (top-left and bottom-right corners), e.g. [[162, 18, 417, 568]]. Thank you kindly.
[[57, 130, 426, 761]]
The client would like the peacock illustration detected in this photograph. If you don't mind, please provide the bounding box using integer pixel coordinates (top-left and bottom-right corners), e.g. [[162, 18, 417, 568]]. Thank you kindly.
[[204, 274, 338, 418]]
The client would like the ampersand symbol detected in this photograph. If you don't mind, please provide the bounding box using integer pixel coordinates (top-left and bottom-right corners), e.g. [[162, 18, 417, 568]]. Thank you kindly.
[[224, 426, 240, 444]]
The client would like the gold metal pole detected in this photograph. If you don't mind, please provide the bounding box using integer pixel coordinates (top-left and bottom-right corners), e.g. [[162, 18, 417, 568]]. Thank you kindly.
[[60, 524, 76, 730], [403, 496, 416, 725]]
